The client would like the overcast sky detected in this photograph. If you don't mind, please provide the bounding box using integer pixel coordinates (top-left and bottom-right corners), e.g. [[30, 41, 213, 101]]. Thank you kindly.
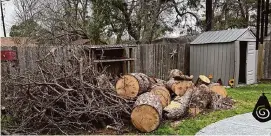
[[0, 0, 16, 37]]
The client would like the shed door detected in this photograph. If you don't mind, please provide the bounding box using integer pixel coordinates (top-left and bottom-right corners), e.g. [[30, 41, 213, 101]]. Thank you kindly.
[[246, 42, 256, 84]]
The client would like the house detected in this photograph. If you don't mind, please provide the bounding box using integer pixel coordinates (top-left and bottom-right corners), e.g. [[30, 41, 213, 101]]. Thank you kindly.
[[190, 28, 257, 87]]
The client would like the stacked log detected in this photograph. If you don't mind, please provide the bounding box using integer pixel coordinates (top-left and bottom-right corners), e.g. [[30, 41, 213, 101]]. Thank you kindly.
[[163, 88, 194, 119], [130, 92, 163, 132], [115, 73, 155, 99], [114, 70, 234, 133], [150, 85, 171, 108], [166, 79, 193, 96], [189, 84, 212, 115]]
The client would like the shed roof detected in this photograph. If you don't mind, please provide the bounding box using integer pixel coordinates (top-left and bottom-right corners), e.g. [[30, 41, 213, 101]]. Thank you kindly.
[[190, 28, 255, 44]]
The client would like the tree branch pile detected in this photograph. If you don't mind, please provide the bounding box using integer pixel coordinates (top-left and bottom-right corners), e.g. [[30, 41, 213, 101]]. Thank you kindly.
[[1, 48, 133, 135], [2, 53, 234, 134]]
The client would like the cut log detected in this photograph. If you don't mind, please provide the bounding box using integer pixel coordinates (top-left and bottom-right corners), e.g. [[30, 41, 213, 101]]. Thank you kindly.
[[150, 85, 171, 108], [115, 73, 152, 99], [163, 88, 193, 119], [168, 69, 193, 81], [169, 69, 184, 79], [131, 92, 162, 132], [155, 78, 167, 85], [166, 79, 193, 96], [189, 84, 212, 110], [210, 91, 234, 110], [209, 83, 227, 98], [196, 75, 210, 86]]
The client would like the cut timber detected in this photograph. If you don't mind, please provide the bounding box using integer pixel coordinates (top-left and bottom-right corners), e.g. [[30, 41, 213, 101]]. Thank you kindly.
[[210, 92, 234, 110], [196, 75, 210, 86], [166, 79, 193, 96], [174, 81, 193, 96], [163, 88, 193, 119], [131, 92, 162, 132], [150, 85, 171, 108], [115, 73, 152, 99], [168, 69, 193, 81], [169, 69, 184, 79], [190, 84, 212, 110], [209, 83, 227, 98]]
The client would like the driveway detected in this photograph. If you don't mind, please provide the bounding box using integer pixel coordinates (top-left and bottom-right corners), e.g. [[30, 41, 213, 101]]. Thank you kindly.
[[196, 112, 271, 135]]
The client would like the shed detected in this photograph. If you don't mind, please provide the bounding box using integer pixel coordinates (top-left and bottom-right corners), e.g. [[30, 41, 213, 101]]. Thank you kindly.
[[190, 28, 257, 87]]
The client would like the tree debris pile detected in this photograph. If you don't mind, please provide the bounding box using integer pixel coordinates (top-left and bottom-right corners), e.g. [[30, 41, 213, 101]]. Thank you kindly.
[[115, 70, 234, 132], [1, 49, 133, 135], [2, 52, 234, 136]]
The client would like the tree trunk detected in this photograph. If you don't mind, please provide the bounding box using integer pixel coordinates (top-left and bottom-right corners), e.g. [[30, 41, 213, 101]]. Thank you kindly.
[[131, 92, 162, 132], [150, 85, 171, 108], [166, 79, 194, 96], [163, 88, 193, 119], [115, 73, 154, 99]]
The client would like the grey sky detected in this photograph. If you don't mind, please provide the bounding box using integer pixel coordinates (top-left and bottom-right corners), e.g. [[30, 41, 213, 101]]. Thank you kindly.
[[0, 0, 16, 37]]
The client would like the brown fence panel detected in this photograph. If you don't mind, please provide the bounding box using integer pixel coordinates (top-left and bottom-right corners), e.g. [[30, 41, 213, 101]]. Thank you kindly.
[[1, 44, 190, 80]]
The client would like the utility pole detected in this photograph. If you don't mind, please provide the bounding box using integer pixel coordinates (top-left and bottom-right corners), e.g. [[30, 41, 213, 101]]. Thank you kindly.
[[0, 0, 7, 37]]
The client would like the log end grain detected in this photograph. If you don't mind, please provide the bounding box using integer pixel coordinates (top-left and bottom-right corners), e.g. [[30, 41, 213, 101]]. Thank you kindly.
[[131, 105, 160, 132], [131, 92, 162, 132], [150, 86, 171, 108], [115, 75, 139, 98]]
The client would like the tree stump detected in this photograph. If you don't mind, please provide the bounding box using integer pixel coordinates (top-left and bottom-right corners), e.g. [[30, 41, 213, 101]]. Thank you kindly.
[[115, 73, 153, 99], [150, 85, 171, 108], [209, 83, 227, 98], [131, 92, 162, 132]]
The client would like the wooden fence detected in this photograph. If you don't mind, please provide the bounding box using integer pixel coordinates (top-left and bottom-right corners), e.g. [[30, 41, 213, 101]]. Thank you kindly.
[[263, 40, 271, 79], [1, 44, 189, 80], [134, 44, 189, 79]]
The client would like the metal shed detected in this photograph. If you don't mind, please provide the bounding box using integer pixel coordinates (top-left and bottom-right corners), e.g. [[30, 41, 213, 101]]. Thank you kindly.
[[190, 28, 257, 87]]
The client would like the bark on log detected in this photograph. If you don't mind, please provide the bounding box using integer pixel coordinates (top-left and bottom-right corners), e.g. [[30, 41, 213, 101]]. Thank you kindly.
[[150, 85, 171, 108], [169, 69, 184, 79], [131, 92, 162, 132], [210, 92, 234, 110], [115, 73, 153, 99], [163, 88, 193, 119], [209, 83, 227, 98], [166, 79, 194, 96], [168, 69, 193, 81], [189, 84, 212, 111]]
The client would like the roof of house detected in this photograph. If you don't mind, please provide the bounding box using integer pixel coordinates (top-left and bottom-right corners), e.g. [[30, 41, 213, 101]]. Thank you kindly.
[[190, 28, 255, 45], [0, 37, 37, 46]]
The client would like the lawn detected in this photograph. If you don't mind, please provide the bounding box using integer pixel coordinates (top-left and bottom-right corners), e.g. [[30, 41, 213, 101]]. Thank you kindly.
[[153, 83, 271, 135]]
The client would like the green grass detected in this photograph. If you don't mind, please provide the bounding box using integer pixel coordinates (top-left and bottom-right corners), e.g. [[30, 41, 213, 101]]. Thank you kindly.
[[153, 83, 271, 135]]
